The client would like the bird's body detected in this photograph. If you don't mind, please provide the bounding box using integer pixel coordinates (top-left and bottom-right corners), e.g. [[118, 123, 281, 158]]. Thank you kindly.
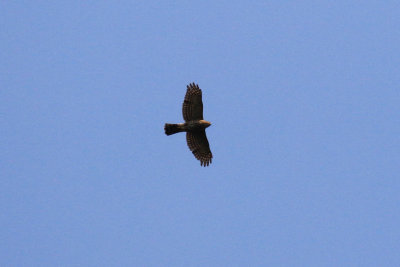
[[164, 83, 213, 166], [165, 120, 211, 135]]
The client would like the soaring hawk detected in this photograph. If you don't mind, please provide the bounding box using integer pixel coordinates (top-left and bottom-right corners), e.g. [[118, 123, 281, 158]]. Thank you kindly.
[[164, 83, 213, 166]]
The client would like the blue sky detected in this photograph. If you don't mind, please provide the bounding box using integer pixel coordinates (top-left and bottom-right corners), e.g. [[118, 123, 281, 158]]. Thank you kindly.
[[1, 1, 399, 266]]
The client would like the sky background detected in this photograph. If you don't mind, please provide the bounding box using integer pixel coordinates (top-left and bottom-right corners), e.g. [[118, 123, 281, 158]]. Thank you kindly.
[[1, 1, 400, 266]]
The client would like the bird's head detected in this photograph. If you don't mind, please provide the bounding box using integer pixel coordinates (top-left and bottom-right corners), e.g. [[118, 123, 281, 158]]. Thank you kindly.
[[200, 120, 212, 128]]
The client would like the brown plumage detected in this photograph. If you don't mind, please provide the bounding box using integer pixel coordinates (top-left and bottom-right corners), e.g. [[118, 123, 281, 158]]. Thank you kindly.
[[164, 83, 213, 166]]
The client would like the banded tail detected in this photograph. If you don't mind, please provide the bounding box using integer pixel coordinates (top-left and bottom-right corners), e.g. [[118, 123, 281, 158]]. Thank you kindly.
[[164, 123, 184, 136]]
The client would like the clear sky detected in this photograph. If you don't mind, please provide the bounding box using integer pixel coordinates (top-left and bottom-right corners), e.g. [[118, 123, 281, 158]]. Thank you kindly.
[[1, 1, 399, 266]]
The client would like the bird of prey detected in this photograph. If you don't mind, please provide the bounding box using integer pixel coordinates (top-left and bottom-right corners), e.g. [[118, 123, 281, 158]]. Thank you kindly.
[[164, 83, 213, 166]]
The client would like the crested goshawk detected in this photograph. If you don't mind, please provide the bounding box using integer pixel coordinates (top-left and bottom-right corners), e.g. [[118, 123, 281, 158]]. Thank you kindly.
[[164, 83, 213, 166]]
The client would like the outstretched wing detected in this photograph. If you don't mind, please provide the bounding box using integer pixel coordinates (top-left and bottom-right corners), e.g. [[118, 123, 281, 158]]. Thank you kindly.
[[182, 83, 203, 121], [186, 131, 212, 166]]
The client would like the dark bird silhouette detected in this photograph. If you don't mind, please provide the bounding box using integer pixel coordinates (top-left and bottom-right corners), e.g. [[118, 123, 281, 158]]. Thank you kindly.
[[164, 83, 213, 166]]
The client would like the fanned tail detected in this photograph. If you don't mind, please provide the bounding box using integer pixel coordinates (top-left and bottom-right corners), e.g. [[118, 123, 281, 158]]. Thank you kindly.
[[164, 123, 183, 135]]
